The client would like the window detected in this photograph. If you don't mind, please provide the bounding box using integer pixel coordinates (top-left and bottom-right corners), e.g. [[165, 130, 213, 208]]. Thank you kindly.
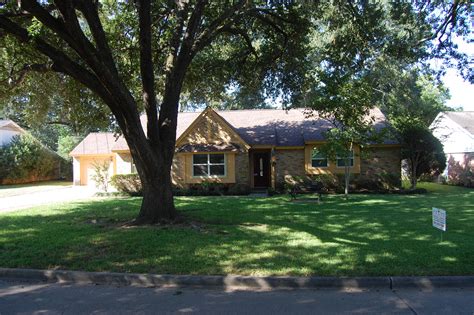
[[336, 150, 354, 167], [193, 154, 226, 176], [311, 148, 328, 167]]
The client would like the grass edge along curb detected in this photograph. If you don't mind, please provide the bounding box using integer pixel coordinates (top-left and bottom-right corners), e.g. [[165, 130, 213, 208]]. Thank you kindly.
[[1, 268, 473, 290]]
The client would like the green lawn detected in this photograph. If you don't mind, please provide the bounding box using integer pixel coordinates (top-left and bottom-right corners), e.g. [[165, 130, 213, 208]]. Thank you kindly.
[[0, 181, 72, 198], [1, 183, 473, 276]]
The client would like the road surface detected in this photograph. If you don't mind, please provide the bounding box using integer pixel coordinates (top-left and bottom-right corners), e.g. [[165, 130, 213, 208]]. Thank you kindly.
[[1, 280, 473, 314]]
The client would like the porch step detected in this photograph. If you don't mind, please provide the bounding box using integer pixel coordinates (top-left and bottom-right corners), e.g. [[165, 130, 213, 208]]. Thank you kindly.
[[249, 188, 269, 197]]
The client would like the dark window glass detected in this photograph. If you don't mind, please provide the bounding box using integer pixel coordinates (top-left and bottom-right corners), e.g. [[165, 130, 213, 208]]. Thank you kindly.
[[210, 154, 225, 164], [312, 159, 328, 167], [336, 150, 354, 167], [336, 158, 354, 167], [311, 148, 328, 167], [193, 165, 208, 176], [193, 154, 208, 164], [210, 165, 225, 176]]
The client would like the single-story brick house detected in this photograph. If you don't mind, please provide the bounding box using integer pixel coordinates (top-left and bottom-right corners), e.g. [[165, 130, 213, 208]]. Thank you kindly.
[[70, 107, 401, 189]]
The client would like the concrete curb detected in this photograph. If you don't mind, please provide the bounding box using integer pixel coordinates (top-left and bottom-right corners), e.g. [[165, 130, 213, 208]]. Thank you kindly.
[[1, 268, 473, 290]]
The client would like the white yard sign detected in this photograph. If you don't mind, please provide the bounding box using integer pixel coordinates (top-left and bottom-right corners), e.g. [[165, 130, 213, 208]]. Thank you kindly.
[[432, 208, 446, 231]]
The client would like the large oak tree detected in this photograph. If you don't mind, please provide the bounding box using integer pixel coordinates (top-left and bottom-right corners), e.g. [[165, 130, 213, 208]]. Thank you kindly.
[[0, 1, 470, 223], [0, 0, 313, 223]]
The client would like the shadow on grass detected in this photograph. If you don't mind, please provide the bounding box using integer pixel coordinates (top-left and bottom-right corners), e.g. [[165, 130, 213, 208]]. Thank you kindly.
[[0, 188, 473, 276]]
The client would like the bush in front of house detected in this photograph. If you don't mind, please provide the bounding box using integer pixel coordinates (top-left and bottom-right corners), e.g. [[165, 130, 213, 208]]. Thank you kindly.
[[0, 134, 64, 184], [275, 172, 402, 195], [110, 174, 142, 196], [111, 175, 251, 196], [174, 182, 251, 196]]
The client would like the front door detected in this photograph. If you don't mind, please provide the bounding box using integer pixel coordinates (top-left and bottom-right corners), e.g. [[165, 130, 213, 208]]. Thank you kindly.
[[253, 152, 270, 188]]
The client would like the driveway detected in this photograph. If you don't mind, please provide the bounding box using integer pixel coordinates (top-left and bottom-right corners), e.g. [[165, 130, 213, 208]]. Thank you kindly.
[[0, 184, 96, 214]]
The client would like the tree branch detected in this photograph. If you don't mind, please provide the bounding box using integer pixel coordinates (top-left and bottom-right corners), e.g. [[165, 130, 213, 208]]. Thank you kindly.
[[74, 0, 118, 75], [191, 0, 248, 55], [7, 63, 52, 87], [0, 16, 117, 112], [136, 0, 159, 146]]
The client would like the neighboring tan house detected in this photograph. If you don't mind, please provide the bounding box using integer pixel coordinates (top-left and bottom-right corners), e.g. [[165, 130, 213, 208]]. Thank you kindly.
[[431, 111, 474, 184], [0, 119, 27, 147], [70, 108, 401, 189]]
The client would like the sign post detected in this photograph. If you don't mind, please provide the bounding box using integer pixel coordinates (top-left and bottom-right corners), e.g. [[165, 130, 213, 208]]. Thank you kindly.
[[432, 207, 446, 242]]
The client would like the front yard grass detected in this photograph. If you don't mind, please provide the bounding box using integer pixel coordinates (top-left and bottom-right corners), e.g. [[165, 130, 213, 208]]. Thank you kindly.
[[1, 183, 472, 276]]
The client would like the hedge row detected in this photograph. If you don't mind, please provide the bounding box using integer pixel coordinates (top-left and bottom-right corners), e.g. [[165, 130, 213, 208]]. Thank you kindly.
[[0, 134, 69, 184]]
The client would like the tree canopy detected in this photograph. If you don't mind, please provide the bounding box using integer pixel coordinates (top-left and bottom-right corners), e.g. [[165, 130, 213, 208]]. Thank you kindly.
[[0, 1, 471, 223]]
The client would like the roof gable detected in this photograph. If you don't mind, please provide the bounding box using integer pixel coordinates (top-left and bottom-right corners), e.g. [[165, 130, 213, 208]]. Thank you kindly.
[[176, 107, 250, 150], [445, 111, 474, 135], [0, 120, 27, 134]]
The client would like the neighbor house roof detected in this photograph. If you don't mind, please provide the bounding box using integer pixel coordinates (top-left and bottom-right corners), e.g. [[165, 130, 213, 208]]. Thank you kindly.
[[70, 132, 117, 156], [73, 108, 395, 155], [0, 119, 27, 133], [444, 111, 474, 135]]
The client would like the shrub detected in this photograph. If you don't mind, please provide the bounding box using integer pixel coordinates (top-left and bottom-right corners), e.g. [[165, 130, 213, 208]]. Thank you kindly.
[[110, 174, 142, 196], [228, 183, 251, 195], [0, 134, 65, 184], [91, 160, 112, 192]]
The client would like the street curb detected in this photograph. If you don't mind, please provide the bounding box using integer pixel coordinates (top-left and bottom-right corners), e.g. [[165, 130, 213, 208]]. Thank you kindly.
[[1, 268, 473, 290], [390, 276, 474, 290]]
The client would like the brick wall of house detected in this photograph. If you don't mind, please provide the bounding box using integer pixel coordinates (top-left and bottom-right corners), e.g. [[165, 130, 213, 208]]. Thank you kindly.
[[273, 146, 401, 188], [171, 154, 186, 188], [274, 149, 306, 183], [360, 146, 401, 185], [235, 152, 250, 186]]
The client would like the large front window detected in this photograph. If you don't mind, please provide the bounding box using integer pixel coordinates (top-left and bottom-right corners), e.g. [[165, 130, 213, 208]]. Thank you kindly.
[[336, 150, 354, 167], [193, 154, 226, 176], [311, 148, 328, 167]]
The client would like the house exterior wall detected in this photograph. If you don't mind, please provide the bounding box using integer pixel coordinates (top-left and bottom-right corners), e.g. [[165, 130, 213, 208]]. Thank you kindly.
[[431, 114, 474, 154], [115, 152, 133, 174], [0, 126, 23, 146], [446, 153, 474, 182], [430, 113, 473, 184], [272, 145, 400, 187], [73, 157, 81, 185], [174, 109, 249, 186], [235, 152, 250, 186], [78, 155, 114, 186], [360, 146, 401, 180], [275, 149, 306, 183], [304, 144, 362, 175]]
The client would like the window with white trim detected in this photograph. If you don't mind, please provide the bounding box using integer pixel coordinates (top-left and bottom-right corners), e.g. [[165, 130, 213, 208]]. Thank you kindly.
[[311, 148, 328, 167], [193, 154, 226, 176], [336, 150, 354, 167]]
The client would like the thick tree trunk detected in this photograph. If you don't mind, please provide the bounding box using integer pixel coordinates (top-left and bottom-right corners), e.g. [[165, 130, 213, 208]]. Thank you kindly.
[[344, 163, 350, 196], [410, 162, 417, 189], [136, 165, 176, 223]]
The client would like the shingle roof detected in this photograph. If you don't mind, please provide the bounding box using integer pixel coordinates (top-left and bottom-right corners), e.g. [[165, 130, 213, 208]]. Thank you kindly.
[[445, 111, 474, 135], [0, 119, 26, 133], [74, 108, 395, 155], [70, 132, 117, 156]]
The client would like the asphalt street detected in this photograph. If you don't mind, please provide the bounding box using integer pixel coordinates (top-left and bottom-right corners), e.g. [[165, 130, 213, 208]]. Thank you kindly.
[[1, 280, 473, 314]]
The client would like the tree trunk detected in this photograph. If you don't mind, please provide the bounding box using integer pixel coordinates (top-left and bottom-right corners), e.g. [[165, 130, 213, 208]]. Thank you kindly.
[[344, 162, 350, 196], [136, 164, 176, 224], [410, 161, 417, 189]]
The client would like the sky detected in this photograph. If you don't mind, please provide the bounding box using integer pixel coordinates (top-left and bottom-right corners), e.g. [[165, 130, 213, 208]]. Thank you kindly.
[[440, 37, 473, 111]]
